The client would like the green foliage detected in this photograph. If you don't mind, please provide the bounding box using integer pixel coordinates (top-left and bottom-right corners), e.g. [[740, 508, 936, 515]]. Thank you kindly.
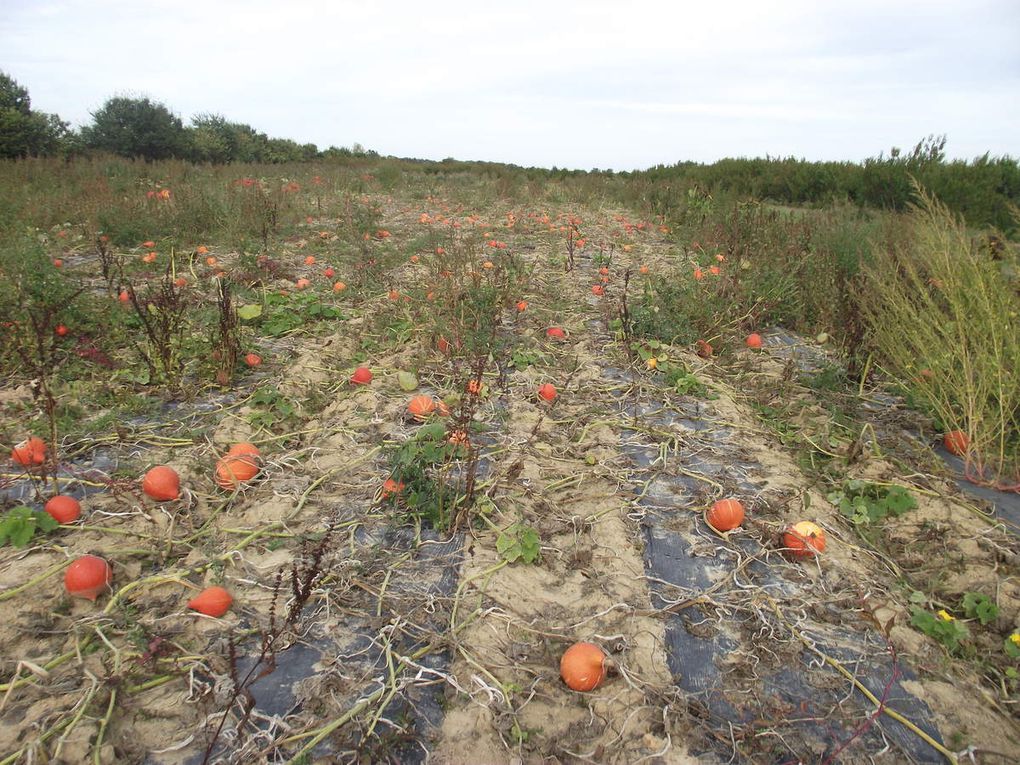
[[248, 386, 297, 430], [1005, 635, 1020, 660], [0, 71, 69, 158], [910, 607, 971, 652], [259, 291, 345, 336], [388, 422, 468, 529], [827, 480, 917, 526], [496, 522, 541, 564], [82, 96, 187, 161], [961, 592, 999, 625], [0, 506, 59, 547]]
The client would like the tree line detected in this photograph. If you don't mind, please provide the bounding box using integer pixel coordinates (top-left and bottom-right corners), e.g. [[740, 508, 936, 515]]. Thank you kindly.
[[0, 70, 370, 164], [2, 69, 1017, 231]]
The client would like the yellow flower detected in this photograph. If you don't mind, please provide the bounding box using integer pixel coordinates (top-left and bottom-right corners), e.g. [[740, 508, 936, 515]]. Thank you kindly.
[[1010, 633, 1020, 647], [937, 609, 955, 622]]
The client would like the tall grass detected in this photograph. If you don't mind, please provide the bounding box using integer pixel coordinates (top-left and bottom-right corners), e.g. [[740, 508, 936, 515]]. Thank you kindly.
[[860, 187, 1020, 489]]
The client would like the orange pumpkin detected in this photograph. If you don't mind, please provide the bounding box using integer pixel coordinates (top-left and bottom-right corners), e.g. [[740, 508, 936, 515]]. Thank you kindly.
[[707, 499, 744, 532], [546, 327, 566, 339], [228, 442, 261, 459], [591, 285, 604, 296], [745, 333, 763, 350], [408, 395, 436, 420], [65, 555, 112, 601], [142, 465, 180, 501], [188, 586, 233, 617], [783, 521, 826, 559], [943, 430, 969, 456], [11, 436, 46, 467], [466, 379, 482, 396], [215, 455, 259, 489], [538, 383, 557, 402], [560, 642, 607, 692], [351, 367, 373, 385], [696, 339, 713, 358], [381, 478, 405, 499], [45, 495, 81, 524]]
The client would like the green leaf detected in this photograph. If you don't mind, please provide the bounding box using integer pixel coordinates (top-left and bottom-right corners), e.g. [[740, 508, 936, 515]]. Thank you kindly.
[[962, 592, 999, 625], [397, 371, 418, 391], [9, 519, 35, 547], [237, 303, 263, 320], [884, 486, 917, 515], [37, 513, 59, 532]]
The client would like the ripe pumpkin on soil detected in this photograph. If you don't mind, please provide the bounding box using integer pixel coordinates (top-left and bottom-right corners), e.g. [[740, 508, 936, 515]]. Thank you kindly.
[[45, 495, 81, 524], [142, 465, 180, 501], [707, 499, 744, 532], [745, 333, 763, 350], [546, 327, 566, 339], [215, 454, 259, 489], [11, 436, 46, 467], [943, 430, 969, 456], [65, 555, 112, 601], [696, 339, 713, 358], [351, 367, 373, 385], [408, 395, 436, 420], [188, 586, 233, 617], [538, 383, 557, 402], [560, 642, 608, 692], [783, 521, 826, 559], [244, 352, 262, 367]]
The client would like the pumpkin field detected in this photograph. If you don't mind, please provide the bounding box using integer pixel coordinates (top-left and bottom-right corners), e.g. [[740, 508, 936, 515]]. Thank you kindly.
[[1, 157, 1019, 764]]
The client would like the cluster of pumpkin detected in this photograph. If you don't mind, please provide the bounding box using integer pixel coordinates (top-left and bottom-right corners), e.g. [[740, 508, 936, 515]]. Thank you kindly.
[[7, 438, 265, 615], [704, 498, 826, 559], [560, 499, 827, 694]]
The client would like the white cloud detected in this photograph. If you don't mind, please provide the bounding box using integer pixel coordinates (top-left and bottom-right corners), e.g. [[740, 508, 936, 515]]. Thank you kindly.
[[2, 0, 1017, 168]]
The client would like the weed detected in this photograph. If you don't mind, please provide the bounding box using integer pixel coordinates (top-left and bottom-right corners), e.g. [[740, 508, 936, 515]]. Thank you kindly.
[[0, 506, 59, 547], [826, 480, 917, 526]]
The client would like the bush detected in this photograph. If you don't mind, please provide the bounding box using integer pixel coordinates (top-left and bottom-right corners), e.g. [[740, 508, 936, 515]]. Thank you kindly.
[[859, 186, 1020, 488]]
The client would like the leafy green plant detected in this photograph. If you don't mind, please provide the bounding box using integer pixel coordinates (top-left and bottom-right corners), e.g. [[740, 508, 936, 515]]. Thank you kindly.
[[496, 522, 540, 564], [961, 592, 999, 625], [663, 362, 707, 397], [0, 506, 59, 547], [1004, 634, 1020, 660], [248, 385, 297, 430], [910, 607, 971, 652], [827, 480, 916, 526], [388, 422, 469, 529], [259, 291, 345, 336]]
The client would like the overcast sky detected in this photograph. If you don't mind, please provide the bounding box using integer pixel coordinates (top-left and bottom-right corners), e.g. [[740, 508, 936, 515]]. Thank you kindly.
[[2, 0, 1018, 170]]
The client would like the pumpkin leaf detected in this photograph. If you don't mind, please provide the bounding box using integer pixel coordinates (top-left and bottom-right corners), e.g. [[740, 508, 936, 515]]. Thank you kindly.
[[397, 371, 418, 391], [237, 304, 263, 321]]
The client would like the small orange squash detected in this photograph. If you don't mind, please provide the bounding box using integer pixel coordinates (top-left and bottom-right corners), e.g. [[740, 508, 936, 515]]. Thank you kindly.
[[351, 367, 373, 385], [188, 586, 233, 617], [142, 465, 180, 501], [228, 442, 261, 459], [381, 478, 405, 499], [560, 642, 607, 692], [745, 333, 763, 350], [943, 430, 969, 456], [11, 436, 46, 467], [215, 455, 260, 489], [707, 498, 744, 532], [408, 395, 436, 420], [538, 383, 557, 402], [65, 555, 112, 601], [546, 327, 566, 339], [45, 495, 81, 524], [783, 521, 826, 559], [696, 339, 713, 358]]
